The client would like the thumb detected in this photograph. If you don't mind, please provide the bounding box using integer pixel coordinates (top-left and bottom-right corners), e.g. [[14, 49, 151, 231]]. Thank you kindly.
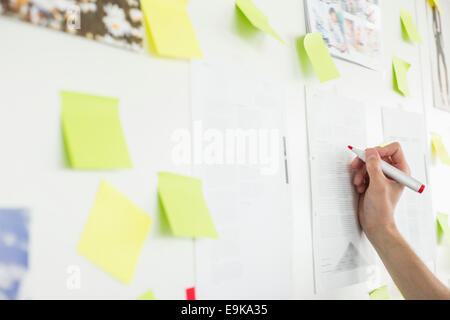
[[365, 148, 385, 184]]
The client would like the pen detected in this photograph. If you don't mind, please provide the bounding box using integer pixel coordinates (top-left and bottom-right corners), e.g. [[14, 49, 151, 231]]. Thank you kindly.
[[347, 146, 425, 194]]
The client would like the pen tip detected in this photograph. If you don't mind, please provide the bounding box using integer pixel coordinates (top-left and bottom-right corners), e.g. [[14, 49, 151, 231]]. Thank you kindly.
[[347, 145, 353, 150]]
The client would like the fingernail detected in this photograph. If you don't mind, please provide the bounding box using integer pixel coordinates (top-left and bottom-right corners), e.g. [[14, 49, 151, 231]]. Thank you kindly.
[[365, 149, 377, 160]]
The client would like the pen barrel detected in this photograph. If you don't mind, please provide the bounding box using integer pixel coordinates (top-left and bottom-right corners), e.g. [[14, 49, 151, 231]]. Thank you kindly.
[[380, 161, 423, 192], [351, 147, 424, 193]]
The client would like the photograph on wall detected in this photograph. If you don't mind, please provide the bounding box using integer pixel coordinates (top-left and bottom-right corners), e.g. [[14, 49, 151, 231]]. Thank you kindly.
[[305, 0, 382, 70], [428, 1, 450, 111], [0, 0, 144, 52]]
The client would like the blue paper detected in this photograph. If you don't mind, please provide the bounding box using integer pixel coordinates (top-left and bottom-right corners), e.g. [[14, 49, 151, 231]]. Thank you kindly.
[[0, 209, 29, 300]]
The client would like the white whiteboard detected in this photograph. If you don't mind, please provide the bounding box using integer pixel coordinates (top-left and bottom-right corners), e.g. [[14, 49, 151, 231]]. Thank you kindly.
[[0, 0, 448, 299]]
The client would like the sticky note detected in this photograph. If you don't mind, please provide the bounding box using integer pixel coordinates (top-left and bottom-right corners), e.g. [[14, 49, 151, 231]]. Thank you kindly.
[[235, 0, 284, 43], [186, 287, 196, 300], [141, 0, 202, 59], [437, 212, 450, 243], [158, 172, 218, 238], [400, 8, 422, 44], [138, 290, 156, 300], [304, 33, 340, 83], [61, 91, 132, 170], [77, 181, 151, 284], [431, 132, 450, 165], [428, 0, 441, 11], [392, 55, 411, 96], [369, 285, 390, 300]]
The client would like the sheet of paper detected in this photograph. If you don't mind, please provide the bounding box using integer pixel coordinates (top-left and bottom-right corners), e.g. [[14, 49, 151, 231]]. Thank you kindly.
[[77, 181, 151, 284], [137, 290, 156, 300], [235, 0, 284, 43], [141, 0, 202, 59], [186, 287, 196, 300], [369, 285, 389, 300], [392, 55, 411, 97], [437, 212, 450, 243], [306, 90, 376, 293], [158, 172, 218, 238], [61, 91, 132, 170], [0, 209, 29, 300], [400, 8, 422, 44], [191, 61, 292, 299], [382, 108, 435, 262], [431, 132, 450, 165], [304, 33, 340, 83]]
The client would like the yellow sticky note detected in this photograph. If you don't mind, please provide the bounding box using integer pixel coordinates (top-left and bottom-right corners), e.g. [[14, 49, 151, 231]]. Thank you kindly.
[[428, 0, 441, 11], [304, 33, 340, 83], [77, 181, 151, 284], [61, 91, 132, 170], [437, 212, 450, 243], [235, 0, 285, 43], [379, 141, 389, 147], [137, 290, 156, 300], [400, 8, 422, 44], [369, 285, 390, 300], [431, 132, 450, 165], [392, 55, 411, 97], [158, 172, 218, 238], [141, 0, 202, 59]]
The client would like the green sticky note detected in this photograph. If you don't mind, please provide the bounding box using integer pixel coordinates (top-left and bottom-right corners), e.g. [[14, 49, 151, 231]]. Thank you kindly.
[[392, 55, 411, 97], [137, 290, 156, 300], [235, 0, 285, 43], [303, 33, 340, 83], [61, 91, 132, 169], [437, 212, 450, 243], [369, 285, 390, 300], [158, 172, 218, 238], [77, 181, 151, 284], [141, 0, 202, 59], [400, 8, 422, 44]]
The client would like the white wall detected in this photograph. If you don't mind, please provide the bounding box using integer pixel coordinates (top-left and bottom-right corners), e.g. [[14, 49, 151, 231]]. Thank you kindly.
[[0, 0, 447, 299]]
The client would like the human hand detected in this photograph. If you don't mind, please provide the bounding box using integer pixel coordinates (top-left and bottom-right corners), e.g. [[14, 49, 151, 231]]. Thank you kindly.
[[349, 142, 410, 242]]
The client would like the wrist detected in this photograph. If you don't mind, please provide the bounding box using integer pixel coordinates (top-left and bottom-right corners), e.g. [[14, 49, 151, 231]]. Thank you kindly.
[[366, 223, 401, 249]]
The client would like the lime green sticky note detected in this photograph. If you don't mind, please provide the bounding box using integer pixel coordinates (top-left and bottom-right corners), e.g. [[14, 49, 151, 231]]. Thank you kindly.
[[141, 0, 202, 59], [400, 8, 422, 44], [369, 285, 390, 300], [77, 181, 151, 284], [235, 0, 285, 44], [61, 91, 132, 170], [137, 290, 156, 300], [392, 55, 411, 97], [158, 172, 218, 238], [431, 132, 450, 165], [437, 212, 450, 243], [304, 33, 340, 83], [428, 0, 441, 11]]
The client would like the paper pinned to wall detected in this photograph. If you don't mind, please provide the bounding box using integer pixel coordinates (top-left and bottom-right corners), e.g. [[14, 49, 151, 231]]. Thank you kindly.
[[303, 33, 340, 83], [431, 132, 450, 165], [437, 212, 450, 243], [61, 91, 132, 170], [369, 285, 390, 300], [77, 181, 151, 284], [141, 0, 202, 59], [400, 8, 422, 44], [137, 290, 156, 300], [235, 0, 285, 43], [392, 55, 411, 96], [158, 172, 218, 239]]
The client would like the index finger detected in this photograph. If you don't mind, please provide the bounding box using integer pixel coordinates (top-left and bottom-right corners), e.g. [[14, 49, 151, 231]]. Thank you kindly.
[[375, 142, 410, 174]]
